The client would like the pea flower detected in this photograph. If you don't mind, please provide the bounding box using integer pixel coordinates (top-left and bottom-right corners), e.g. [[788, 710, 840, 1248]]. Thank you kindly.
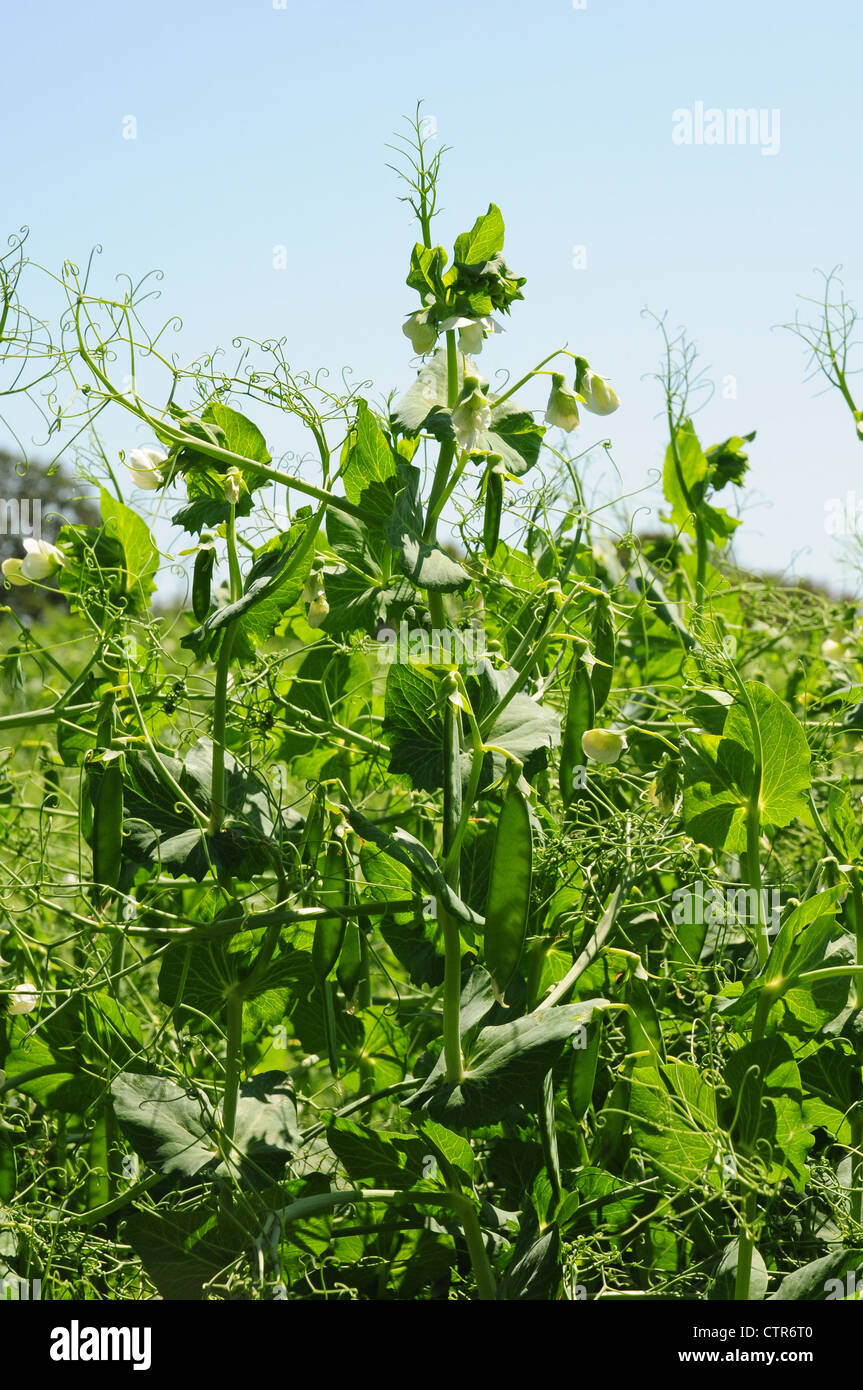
[[578, 365, 620, 416], [7, 982, 38, 1015], [452, 376, 492, 453], [582, 728, 627, 764], [821, 636, 854, 661], [2, 539, 64, 586], [127, 447, 167, 490], [305, 572, 329, 628], [223, 469, 242, 506], [440, 314, 501, 355], [403, 310, 438, 355], [545, 373, 581, 432]]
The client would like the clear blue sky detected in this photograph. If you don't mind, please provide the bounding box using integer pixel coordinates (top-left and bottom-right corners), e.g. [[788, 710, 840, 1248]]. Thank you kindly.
[[3, 0, 863, 591]]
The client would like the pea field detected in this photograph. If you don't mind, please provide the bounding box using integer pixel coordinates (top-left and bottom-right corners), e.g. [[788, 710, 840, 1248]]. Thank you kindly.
[[2, 111, 863, 1309]]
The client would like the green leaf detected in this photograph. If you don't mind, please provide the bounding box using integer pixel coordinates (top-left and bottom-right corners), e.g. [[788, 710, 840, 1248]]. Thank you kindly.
[[385, 463, 471, 593], [341, 400, 398, 513], [682, 682, 811, 852], [99, 490, 159, 607], [768, 1249, 863, 1300], [453, 204, 506, 266], [123, 1198, 249, 1300], [708, 1239, 768, 1300], [404, 999, 607, 1128], [110, 1070, 298, 1183], [661, 419, 708, 538], [496, 1214, 561, 1301], [326, 1117, 429, 1189], [629, 1060, 721, 1190], [420, 1119, 475, 1184], [182, 507, 317, 658], [724, 1037, 814, 1190]]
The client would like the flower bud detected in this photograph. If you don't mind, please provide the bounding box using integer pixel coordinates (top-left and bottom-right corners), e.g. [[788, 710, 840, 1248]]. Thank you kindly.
[[1, 558, 29, 587], [403, 310, 438, 355], [581, 728, 627, 764], [545, 373, 580, 432], [578, 365, 620, 416], [127, 446, 167, 490], [8, 982, 38, 1015], [452, 376, 492, 453]]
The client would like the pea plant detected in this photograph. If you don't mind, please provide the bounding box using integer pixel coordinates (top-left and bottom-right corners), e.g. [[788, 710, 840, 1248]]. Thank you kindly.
[[1, 109, 863, 1302]]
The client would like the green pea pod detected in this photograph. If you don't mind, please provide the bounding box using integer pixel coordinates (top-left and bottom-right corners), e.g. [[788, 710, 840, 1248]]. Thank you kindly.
[[483, 467, 503, 557], [192, 544, 216, 623], [560, 644, 595, 805], [567, 1011, 603, 1123], [312, 829, 349, 985], [590, 591, 615, 714], [483, 779, 533, 1003], [92, 754, 124, 892], [301, 792, 326, 873], [336, 920, 362, 1004]]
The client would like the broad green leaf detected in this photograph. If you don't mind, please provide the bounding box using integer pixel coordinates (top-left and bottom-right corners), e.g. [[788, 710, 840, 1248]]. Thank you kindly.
[[629, 1060, 721, 1190], [99, 489, 159, 606], [768, 1249, 863, 1300], [110, 1070, 298, 1183], [682, 682, 811, 852], [326, 1117, 428, 1189], [341, 399, 398, 513], [404, 999, 607, 1129], [708, 1239, 768, 1300], [453, 204, 505, 266]]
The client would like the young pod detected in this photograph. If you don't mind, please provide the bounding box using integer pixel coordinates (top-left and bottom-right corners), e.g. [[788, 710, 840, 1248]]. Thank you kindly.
[[483, 776, 533, 1003], [192, 543, 216, 623], [560, 643, 595, 805], [482, 459, 504, 557]]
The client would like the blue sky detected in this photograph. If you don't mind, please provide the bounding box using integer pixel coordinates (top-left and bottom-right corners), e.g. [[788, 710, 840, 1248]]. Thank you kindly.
[[3, 0, 863, 591]]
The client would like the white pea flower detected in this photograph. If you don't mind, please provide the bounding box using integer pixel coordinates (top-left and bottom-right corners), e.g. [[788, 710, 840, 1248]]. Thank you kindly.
[[127, 446, 167, 490], [403, 310, 438, 355], [545, 373, 581, 432], [440, 314, 501, 356], [579, 369, 620, 416], [223, 470, 242, 506], [452, 376, 493, 453], [21, 538, 63, 581], [8, 982, 38, 1015], [307, 590, 329, 628], [821, 636, 854, 661], [582, 728, 627, 764]]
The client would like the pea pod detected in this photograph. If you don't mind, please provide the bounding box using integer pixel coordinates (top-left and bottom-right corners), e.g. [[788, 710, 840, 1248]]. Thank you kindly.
[[336, 921, 363, 1005], [91, 752, 124, 893], [483, 777, 533, 1003], [192, 543, 216, 623], [567, 1011, 603, 1122], [483, 466, 504, 557], [312, 825, 349, 985], [559, 643, 595, 805], [590, 591, 615, 713]]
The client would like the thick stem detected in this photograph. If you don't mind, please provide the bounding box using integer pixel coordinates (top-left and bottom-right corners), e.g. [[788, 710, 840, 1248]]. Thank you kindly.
[[734, 982, 771, 1300], [441, 904, 464, 1084]]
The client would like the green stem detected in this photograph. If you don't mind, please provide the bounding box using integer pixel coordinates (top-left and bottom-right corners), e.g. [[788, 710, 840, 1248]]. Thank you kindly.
[[734, 978, 772, 1300], [221, 990, 244, 1144], [423, 330, 459, 541], [441, 904, 464, 1084], [209, 504, 241, 837]]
